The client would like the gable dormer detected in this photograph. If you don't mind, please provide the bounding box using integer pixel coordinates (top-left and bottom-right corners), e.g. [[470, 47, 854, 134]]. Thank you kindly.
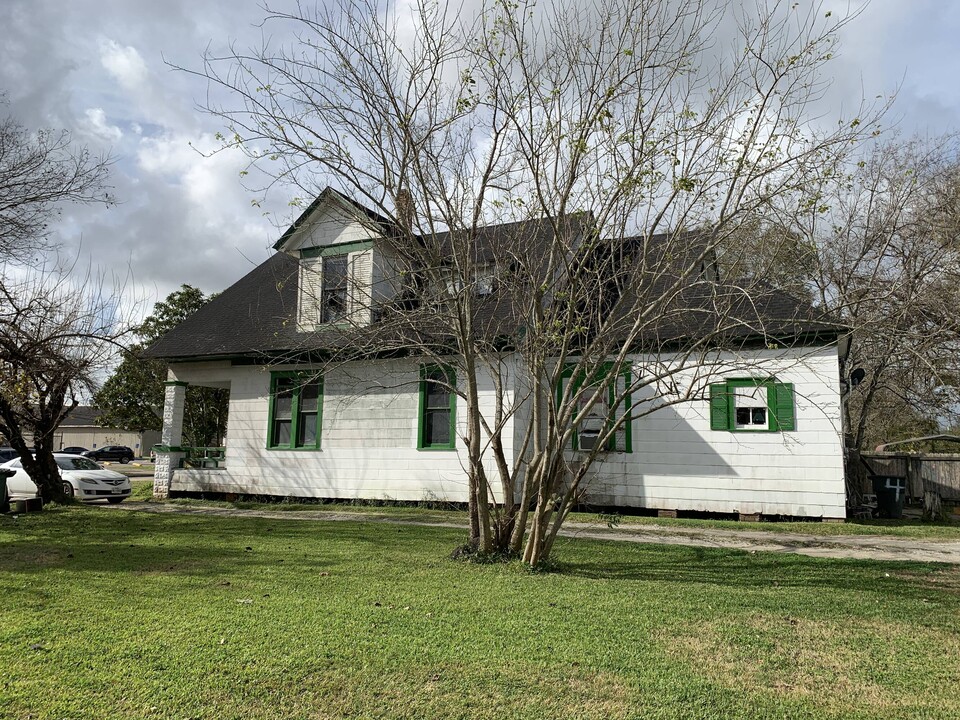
[[275, 188, 399, 332]]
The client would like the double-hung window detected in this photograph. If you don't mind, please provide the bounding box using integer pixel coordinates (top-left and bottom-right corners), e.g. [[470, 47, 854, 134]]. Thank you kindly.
[[709, 378, 794, 432], [321, 254, 349, 324], [298, 241, 374, 331], [418, 365, 456, 450], [268, 372, 323, 449], [559, 364, 632, 453]]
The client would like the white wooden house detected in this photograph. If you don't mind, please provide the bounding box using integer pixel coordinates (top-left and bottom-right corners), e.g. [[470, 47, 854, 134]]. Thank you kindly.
[[147, 189, 846, 519]]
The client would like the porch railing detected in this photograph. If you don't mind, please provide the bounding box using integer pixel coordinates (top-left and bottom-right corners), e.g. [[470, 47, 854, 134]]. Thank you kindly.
[[178, 447, 226, 469]]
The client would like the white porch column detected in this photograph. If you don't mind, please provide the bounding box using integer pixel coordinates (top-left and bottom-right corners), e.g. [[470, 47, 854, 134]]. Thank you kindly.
[[153, 381, 187, 499]]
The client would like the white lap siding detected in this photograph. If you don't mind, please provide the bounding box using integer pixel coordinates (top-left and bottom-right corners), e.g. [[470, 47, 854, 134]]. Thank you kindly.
[[167, 358, 512, 503], [167, 345, 844, 517], [581, 346, 845, 518]]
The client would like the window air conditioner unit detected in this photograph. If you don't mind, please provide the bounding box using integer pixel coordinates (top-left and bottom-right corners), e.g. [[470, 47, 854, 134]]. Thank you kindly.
[[578, 429, 603, 452]]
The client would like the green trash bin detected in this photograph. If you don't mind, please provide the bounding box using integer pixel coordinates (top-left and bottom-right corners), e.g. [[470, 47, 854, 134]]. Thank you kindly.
[[871, 475, 906, 519]]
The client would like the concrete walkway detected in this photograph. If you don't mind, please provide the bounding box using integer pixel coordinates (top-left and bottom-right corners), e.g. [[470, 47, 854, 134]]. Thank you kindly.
[[108, 501, 960, 564]]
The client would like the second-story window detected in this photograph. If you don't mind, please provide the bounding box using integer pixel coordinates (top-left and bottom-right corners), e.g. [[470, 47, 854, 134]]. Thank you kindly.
[[475, 263, 496, 296], [321, 255, 349, 323]]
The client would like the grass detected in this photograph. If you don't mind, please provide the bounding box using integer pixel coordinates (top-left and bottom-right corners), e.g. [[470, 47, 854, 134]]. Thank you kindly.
[[129, 479, 156, 501], [130, 485, 960, 540], [1, 506, 960, 719], [568, 511, 960, 540]]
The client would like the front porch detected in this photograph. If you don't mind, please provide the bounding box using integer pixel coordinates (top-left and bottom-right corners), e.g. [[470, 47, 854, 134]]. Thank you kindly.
[[153, 377, 230, 498]]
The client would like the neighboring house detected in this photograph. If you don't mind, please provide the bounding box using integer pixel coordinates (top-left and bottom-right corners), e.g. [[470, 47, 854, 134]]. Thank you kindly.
[[146, 188, 846, 519], [55, 406, 160, 457]]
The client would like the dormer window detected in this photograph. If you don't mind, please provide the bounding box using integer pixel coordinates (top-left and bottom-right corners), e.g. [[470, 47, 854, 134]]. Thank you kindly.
[[475, 264, 496, 296], [298, 245, 374, 331], [321, 254, 349, 323], [432, 264, 497, 299]]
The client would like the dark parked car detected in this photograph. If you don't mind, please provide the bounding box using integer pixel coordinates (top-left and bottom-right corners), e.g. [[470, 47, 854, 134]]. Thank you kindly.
[[82, 445, 135, 464], [60, 446, 89, 455], [0, 447, 35, 462]]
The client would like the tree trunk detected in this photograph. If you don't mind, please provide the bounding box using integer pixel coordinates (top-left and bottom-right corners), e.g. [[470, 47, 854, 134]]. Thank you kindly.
[[0, 393, 73, 504], [467, 486, 480, 549], [16, 448, 66, 504], [923, 490, 945, 522]]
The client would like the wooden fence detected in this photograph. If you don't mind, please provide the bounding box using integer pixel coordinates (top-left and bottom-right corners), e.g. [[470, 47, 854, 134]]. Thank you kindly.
[[852, 451, 960, 504]]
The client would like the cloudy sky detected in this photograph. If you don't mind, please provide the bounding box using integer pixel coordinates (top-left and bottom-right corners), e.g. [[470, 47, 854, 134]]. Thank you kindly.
[[1, 0, 958, 308]]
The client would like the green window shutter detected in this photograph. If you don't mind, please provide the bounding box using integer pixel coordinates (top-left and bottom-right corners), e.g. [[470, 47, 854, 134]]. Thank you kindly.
[[619, 371, 632, 453], [772, 382, 795, 431], [709, 383, 730, 431]]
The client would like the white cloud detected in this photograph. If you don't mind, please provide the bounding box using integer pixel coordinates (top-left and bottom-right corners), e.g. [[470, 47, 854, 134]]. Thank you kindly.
[[83, 107, 123, 143], [130, 130, 277, 285], [137, 132, 247, 209], [98, 38, 149, 90], [1, 0, 957, 313]]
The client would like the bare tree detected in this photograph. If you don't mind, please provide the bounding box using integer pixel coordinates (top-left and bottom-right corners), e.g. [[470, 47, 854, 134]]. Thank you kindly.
[[795, 135, 960, 451], [189, 0, 882, 564], [0, 97, 121, 503], [0, 264, 131, 502], [0, 99, 113, 263]]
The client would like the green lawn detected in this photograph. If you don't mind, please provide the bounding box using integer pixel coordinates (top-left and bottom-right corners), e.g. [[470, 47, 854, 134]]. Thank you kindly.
[[130, 484, 960, 540], [4, 507, 956, 720]]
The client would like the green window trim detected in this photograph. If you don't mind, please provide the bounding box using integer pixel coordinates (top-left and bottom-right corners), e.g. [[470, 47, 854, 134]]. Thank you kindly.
[[418, 364, 457, 450], [557, 363, 633, 453], [266, 371, 324, 450], [299, 240, 374, 258], [709, 378, 795, 432]]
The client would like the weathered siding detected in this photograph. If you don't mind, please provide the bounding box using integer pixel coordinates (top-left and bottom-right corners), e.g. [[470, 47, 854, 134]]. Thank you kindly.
[[167, 345, 845, 517], [371, 246, 405, 305], [581, 346, 845, 517], [285, 205, 375, 253], [169, 358, 513, 503]]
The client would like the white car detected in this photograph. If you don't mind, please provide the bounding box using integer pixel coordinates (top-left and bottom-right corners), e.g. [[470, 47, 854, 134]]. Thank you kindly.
[[1, 454, 131, 504]]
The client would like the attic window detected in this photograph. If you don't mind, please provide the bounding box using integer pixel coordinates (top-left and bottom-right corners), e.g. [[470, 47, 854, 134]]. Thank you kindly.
[[321, 255, 349, 323]]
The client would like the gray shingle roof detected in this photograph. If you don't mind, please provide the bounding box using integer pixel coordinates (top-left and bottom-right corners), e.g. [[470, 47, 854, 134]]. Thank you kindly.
[[145, 210, 839, 362], [144, 252, 301, 360], [60, 406, 101, 427]]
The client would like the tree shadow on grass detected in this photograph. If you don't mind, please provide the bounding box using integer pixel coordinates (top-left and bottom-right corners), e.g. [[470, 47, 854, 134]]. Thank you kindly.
[[7, 507, 954, 610], [555, 544, 960, 603], [0, 507, 461, 579]]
